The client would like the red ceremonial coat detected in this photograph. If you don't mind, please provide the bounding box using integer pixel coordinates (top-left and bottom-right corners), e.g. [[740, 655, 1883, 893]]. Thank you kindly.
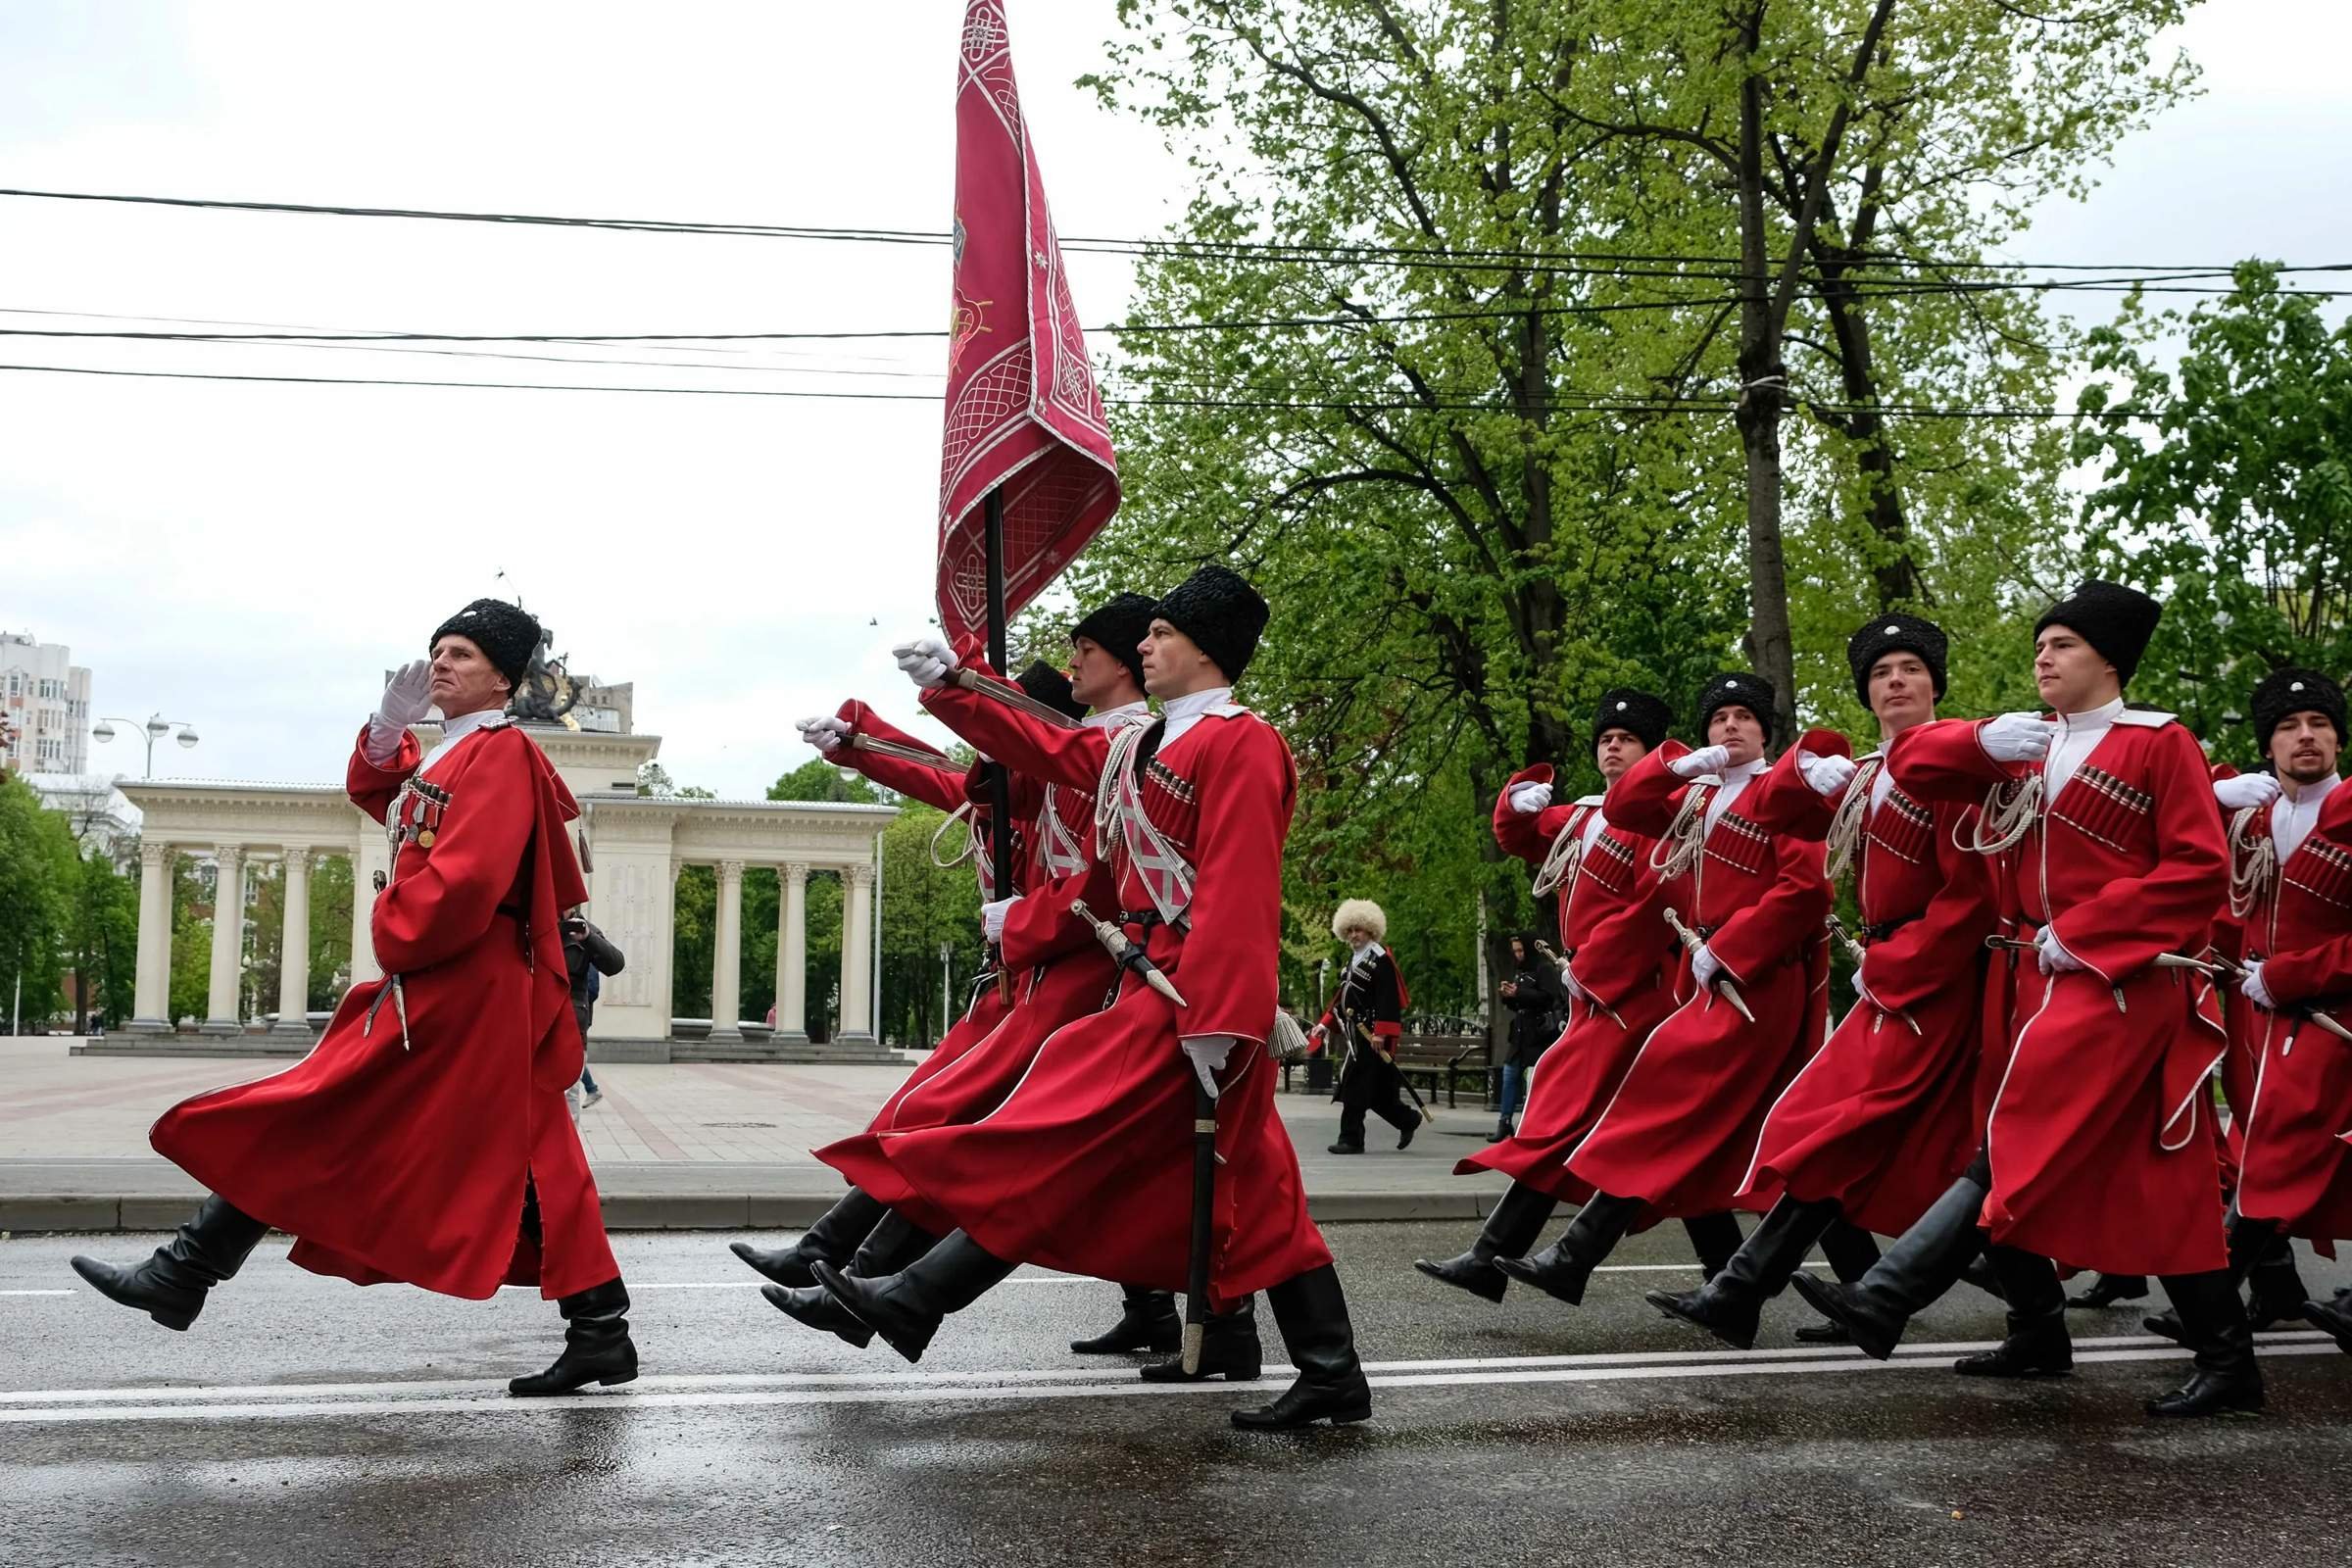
[[831, 700, 1020, 1132], [828, 682, 1331, 1308], [1887, 709, 2230, 1276], [151, 721, 618, 1300], [1456, 764, 1678, 1201], [1564, 743, 1833, 1216], [2224, 776, 2352, 1247], [1733, 730, 1995, 1235]]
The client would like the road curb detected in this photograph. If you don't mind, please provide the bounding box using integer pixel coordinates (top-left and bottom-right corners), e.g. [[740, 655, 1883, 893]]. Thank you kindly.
[[1, 1189, 1498, 1236]]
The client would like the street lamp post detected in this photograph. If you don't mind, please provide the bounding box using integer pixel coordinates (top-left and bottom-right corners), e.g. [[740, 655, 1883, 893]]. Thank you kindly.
[[90, 712, 200, 779], [939, 940, 953, 1037]]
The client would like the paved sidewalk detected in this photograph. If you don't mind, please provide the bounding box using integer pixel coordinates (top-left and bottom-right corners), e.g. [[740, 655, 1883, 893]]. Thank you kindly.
[[0, 1039, 1509, 1231]]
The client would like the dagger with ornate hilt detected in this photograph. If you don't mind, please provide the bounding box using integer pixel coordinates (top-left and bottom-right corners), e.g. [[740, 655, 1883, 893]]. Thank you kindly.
[[1070, 900, 1188, 1007], [2173, 948, 2352, 1045], [1663, 906, 1754, 1023], [1532, 937, 1624, 1030]]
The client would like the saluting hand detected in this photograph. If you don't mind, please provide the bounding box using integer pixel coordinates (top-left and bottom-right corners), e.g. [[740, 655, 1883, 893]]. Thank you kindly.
[[376, 659, 434, 729], [1981, 711, 2053, 763], [1797, 750, 1858, 797], [1671, 744, 1732, 780], [1507, 779, 1553, 814], [2214, 773, 2282, 811]]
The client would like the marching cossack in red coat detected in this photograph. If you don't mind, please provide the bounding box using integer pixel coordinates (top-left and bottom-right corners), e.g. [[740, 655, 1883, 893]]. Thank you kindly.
[[74, 599, 638, 1397], [1565, 738, 1833, 1216], [1737, 729, 1994, 1236], [1460, 765, 1674, 1202], [1886, 705, 2231, 1278]]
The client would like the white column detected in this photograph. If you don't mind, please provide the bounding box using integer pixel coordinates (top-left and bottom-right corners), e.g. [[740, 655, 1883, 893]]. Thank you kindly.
[[130, 841, 173, 1031], [271, 850, 314, 1037], [709, 858, 745, 1040], [351, 829, 390, 984], [776, 861, 808, 1039], [201, 845, 246, 1034], [838, 861, 875, 1041]]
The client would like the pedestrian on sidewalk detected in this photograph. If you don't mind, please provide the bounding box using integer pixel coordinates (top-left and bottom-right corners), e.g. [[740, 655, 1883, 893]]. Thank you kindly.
[[1494, 933, 1559, 1143], [564, 909, 624, 1110], [70, 600, 639, 1397]]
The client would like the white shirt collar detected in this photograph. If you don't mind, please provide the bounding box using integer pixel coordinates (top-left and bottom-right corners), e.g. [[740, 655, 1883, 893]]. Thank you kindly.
[[1160, 685, 1235, 745], [2044, 697, 2125, 799], [1086, 700, 1151, 730], [419, 707, 510, 777], [1580, 805, 1610, 851], [2275, 771, 2342, 860], [1704, 755, 1768, 827], [1348, 940, 1386, 970]]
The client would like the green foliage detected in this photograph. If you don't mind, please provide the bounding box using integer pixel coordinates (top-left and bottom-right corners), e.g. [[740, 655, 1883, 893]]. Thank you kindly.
[[878, 802, 988, 1046], [2075, 262, 2352, 751], [0, 772, 79, 1028], [1066, 0, 2192, 1009]]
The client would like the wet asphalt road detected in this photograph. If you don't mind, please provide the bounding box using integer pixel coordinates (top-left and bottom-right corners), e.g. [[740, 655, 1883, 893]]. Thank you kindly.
[[4, 1222, 2346, 1568]]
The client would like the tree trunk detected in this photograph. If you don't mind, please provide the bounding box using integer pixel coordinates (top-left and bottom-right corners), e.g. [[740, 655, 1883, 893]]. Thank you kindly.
[[1734, 6, 1799, 749]]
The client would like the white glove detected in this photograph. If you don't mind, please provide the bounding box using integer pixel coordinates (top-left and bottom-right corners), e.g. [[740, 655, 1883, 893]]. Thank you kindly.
[[1182, 1035, 1238, 1100], [2240, 958, 2277, 1011], [367, 659, 435, 763], [1558, 962, 1588, 1003], [1981, 711, 2053, 763], [1508, 780, 1553, 815], [1797, 750, 1858, 797], [981, 896, 1019, 944], [1672, 745, 1732, 780], [892, 636, 958, 689], [797, 715, 850, 755], [1690, 945, 1724, 990], [2215, 773, 2282, 811], [2036, 926, 2086, 975]]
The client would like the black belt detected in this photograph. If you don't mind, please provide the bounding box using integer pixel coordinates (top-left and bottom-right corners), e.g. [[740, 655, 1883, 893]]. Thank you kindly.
[[1115, 908, 1166, 932], [1858, 911, 1922, 945]]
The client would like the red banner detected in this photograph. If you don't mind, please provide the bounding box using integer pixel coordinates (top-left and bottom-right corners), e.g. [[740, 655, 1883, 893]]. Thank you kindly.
[[935, 0, 1120, 648]]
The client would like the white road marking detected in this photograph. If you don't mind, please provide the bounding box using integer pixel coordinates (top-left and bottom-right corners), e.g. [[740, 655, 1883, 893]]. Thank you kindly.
[[0, 1333, 2332, 1424], [0, 1290, 73, 1297]]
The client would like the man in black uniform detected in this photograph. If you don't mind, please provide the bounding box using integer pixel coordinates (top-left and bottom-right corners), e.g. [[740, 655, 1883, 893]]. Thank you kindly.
[[1319, 900, 1421, 1153]]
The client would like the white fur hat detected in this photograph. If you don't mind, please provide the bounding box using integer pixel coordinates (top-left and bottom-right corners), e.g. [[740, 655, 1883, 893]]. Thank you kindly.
[[1331, 899, 1387, 942]]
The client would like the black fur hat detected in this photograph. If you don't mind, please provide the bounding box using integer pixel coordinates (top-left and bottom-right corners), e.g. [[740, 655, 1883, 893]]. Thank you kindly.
[[1592, 688, 1672, 753], [1070, 590, 1156, 692], [2034, 579, 2162, 687], [2251, 666, 2347, 750], [1015, 661, 1089, 722], [1696, 671, 1776, 737], [1847, 612, 1948, 707], [1153, 564, 1270, 683], [430, 598, 541, 693]]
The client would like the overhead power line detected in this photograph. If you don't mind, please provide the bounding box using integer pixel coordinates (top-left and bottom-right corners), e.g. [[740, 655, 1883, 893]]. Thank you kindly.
[[0, 357, 2149, 421], [2, 184, 2345, 285]]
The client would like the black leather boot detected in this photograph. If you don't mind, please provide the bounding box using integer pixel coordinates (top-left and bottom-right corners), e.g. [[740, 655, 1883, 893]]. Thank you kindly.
[[1413, 1183, 1557, 1304], [2143, 1211, 2278, 1345], [1954, 1247, 2072, 1377], [2300, 1293, 2352, 1352], [2066, 1272, 2148, 1308], [1070, 1285, 1182, 1354], [729, 1187, 888, 1289], [2146, 1269, 2264, 1416], [761, 1282, 874, 1348], [848, 1210, 939, 1279], [1647, 1196, 1839, 1350], [812, 1230, 1016, 1365], [71, 1194, 269, 1331], [1493, 1193, 1642, 1306], [2245, 1227, 2309, 1331], [1790, 1216, 1884, 1343], [1788, 1173, 1987, 1360], [1140, 1298, 1263, 1383], [1488, 1116, 1513, 1144], [509, 1278, 639, 1396], [1231, 1266, 1371, 1430]]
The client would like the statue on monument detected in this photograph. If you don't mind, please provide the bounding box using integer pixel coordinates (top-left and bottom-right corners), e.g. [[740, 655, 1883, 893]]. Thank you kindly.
[[505, 626, 579, 727]]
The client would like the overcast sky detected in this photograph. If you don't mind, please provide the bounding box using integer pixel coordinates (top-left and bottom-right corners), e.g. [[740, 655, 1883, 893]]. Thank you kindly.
[[3, 1, 2346, 800]]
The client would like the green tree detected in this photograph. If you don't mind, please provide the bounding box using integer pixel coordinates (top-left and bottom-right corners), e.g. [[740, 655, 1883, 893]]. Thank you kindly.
[[0, 772, 77, 1029], [2075, 262, 2352, 746]]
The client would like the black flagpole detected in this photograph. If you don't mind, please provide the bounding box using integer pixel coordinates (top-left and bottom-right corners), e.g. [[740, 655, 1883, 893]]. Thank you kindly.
[[983, 488, 1015, 999]]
